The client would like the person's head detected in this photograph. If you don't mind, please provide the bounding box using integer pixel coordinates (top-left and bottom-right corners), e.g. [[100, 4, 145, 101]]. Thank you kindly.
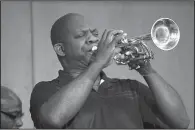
[[1, 86, 23, 129], [51, 13, 99, 70]]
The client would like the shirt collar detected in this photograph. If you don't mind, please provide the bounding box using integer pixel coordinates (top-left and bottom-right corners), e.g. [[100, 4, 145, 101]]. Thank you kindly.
[[59, 68, 108, 78], [57, 69, 111, 85], [100, 79, 105, 85], [57, 69, 119, 89]]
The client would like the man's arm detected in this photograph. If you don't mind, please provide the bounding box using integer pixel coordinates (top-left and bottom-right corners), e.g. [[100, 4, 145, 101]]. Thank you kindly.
[[137, 64, 190, 129], [39, 62, 103, 128]]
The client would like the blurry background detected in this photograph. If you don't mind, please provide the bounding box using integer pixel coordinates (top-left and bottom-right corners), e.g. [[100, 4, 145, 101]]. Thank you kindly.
[[1, 1, 194, 128], [1, 1, 33, 128]]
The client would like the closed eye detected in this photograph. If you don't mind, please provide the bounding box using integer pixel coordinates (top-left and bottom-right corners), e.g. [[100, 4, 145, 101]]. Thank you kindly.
[[1, 111, 24, 118], [1, 111, 17, 119], [76, 32, 85, 37], [91, 29, 99, 36]]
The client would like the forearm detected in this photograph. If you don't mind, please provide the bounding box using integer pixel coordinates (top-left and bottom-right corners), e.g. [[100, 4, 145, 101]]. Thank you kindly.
[[141, 69, 190, 128], [40, 62, 103, 128]]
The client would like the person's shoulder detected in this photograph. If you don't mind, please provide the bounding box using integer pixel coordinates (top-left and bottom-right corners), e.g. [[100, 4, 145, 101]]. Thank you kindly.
[[30, 79, 60, 106], [32, 81, 53, 95], [29, 80, 58, 127], [32, 78, 60, 95]]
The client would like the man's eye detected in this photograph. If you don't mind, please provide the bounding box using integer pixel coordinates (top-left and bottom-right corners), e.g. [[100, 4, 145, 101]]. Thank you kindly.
[[76, 32, 86, 38], [10, 115, 17, 119], [79, 33, 85, 37], [92, 32, 99, 36], [92, 30, 99, 36]]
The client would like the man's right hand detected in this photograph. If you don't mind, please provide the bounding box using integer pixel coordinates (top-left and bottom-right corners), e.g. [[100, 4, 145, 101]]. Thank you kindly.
[[94, 29, 126, 68]]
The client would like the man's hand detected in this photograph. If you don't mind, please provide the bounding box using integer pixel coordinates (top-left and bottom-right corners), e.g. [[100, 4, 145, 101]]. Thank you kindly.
[[128, 59, 156, 76], [125, 40, 155, 76], [94, 29, 125, 68]]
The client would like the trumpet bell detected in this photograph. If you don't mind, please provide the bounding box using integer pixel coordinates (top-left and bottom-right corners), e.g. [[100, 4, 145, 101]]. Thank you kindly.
[[151, 18, 180, 51]]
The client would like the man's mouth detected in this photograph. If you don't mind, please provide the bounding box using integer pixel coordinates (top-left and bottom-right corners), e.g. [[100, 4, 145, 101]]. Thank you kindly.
[[88, 50, 96, 62], [88, 51, 93, 55], [88, 46, 97, 55], [88, 52, 97, 60]]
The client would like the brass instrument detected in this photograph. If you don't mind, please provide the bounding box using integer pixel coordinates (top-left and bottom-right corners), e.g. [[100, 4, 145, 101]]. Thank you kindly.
[[92, 18, 180, 69]]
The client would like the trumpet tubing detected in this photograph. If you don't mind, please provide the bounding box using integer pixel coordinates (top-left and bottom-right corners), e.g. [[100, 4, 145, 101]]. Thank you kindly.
[[114, 18, 180, 65], [91, 18, 180, 68]]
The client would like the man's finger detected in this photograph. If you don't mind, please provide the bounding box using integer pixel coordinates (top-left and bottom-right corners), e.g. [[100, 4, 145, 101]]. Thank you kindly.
[[111, 33, 127, 46], [114, 47, 122, 54], [120, 54, 126, 59], [137, 52, 146, 55], [106, 30, 124, 43], [130, 55, 150, 61], [128, 63, 139, 70], [100, 29, 108, 44], [139, 42, 150, 56]]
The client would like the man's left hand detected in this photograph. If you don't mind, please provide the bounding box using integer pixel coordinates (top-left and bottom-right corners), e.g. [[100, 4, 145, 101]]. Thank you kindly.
[[128, 59, 156, 76]]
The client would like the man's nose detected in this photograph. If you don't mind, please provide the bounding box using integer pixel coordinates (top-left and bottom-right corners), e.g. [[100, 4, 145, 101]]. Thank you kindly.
[[15, 118, 23, 128], [88, 34, 99, 44]]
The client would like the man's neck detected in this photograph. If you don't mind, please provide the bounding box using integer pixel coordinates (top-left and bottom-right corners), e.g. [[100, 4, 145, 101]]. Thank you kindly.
[[61, 58, 87, 77], [61, 58, 103, 91]]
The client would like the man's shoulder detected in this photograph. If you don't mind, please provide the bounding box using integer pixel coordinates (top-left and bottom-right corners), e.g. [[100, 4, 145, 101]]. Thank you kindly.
[[30, 79, 60, 107], [32, 80, 56, 94]]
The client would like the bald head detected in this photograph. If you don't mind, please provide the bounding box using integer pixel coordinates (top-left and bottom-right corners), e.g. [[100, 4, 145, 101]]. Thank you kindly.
[[1, 86, 21, 112], [50, 13, 99, 64], [50, 13, 85, 46]]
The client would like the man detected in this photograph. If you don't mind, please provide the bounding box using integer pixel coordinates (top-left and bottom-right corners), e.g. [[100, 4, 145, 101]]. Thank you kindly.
[[30, 13, 190, 129], [1, 86, 23, 129]]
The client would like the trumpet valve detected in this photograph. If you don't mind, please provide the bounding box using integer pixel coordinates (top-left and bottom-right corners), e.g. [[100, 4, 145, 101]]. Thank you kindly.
[[125, 51, 132, 56]]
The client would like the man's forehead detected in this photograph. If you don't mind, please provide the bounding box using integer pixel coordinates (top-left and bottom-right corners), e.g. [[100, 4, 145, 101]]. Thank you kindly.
[[68, 23, 91, 32], [64, 14, 92, 32]]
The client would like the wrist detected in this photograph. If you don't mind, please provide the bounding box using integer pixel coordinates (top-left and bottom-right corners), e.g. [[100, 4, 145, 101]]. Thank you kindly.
[[137, 66, 156, 76], [92, 61, 104, 69], [86, 61, 103, 81]]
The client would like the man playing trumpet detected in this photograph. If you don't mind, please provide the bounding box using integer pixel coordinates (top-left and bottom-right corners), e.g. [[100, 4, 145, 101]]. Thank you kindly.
[[30, 13, 190, 129]]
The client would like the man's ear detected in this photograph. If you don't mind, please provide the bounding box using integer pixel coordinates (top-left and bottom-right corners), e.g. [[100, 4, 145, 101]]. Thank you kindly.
[[53, 43, 66, 56]]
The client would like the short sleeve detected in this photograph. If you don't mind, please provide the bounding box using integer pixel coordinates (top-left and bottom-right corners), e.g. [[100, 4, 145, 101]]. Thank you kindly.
[[30, 81, 59, 128], [134, 80, 169, 128]]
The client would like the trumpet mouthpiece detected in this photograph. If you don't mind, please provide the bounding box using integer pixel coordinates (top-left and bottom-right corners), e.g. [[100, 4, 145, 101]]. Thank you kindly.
[[92, 46, 98, 51]]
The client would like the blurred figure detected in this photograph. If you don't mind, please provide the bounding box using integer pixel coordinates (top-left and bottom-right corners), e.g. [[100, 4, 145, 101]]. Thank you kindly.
[[1, 86, 23, 129]]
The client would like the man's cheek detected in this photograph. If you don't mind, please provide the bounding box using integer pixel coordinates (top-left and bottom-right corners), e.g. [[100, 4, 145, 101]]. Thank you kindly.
[[81, 44, 90, 54]]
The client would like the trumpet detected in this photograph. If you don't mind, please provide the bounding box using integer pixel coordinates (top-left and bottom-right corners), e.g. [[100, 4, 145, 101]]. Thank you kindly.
[[92, 18, 180, 69]]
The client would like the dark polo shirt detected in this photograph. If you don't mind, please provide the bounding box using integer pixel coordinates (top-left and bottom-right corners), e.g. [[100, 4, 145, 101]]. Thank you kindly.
[[30, 70, 168, 129]]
